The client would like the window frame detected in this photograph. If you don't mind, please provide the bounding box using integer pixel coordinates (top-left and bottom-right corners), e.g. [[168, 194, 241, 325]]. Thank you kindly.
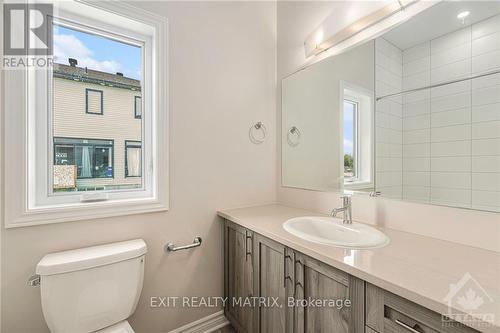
[[3, 1, 169, 228], [340, 82, 374, 191], [85, 88, 104, 115], [125, 140, 142, 178], [134, 96, 142, 119], [343, 99, 360, 183]]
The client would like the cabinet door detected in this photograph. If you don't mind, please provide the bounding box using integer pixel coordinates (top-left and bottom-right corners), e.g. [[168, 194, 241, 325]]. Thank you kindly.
[[294, 253, 365, 333], [224, 220, 254, 332], [253, 234, 293, 333]]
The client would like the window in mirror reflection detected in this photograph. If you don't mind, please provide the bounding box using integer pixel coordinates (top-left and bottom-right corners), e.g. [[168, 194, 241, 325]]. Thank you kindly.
[[343, 100, 358, 182]]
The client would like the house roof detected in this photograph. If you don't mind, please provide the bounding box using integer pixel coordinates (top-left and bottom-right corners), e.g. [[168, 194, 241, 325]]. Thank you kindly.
[[53, 63, 141, 91]]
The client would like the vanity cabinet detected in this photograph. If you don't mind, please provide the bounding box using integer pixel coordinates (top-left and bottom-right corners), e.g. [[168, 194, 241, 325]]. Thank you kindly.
[[252, 234, 290, 333], [365, 283, 480, 333], [224, 220, 363, 333], [293, 252, 365, 333], [224, 222, 255, 332], [224, 220, 483, 333]]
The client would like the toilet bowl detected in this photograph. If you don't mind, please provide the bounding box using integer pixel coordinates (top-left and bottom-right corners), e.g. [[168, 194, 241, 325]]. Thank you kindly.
[[35, 239, 147, 333]]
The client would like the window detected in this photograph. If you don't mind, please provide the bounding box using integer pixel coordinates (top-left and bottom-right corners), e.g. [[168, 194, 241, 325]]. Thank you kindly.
[[4, 1, 168, 227], [135, 96, 142, 119], [343, 100, 358, 181], [86, 89, 104, 115], [54, 138, 114, 181], [341, 83, 374, 190], [51, 23, 140, 192], [125, 141, 142, 177]]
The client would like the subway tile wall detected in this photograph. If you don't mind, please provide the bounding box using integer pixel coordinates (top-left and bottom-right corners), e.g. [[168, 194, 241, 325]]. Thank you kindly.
[[376, 14, 500, 212], [375, 38, 403, 199]]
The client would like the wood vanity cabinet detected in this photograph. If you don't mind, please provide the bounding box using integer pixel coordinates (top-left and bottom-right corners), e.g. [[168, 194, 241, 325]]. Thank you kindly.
[[224, 220, 482, 333], [224, 220, 364, 333], [365, 283, 480, 333], [224, 221, 255, 332], [252, 234, 290, 333], [293, 252, 365, 333]]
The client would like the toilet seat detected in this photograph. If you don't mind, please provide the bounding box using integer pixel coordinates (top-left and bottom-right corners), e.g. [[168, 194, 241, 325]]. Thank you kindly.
[[94, 321, 135, 333]]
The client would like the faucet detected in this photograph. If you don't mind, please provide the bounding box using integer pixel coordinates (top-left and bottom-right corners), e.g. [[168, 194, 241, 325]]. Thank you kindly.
[[330, 195, 352, 224]]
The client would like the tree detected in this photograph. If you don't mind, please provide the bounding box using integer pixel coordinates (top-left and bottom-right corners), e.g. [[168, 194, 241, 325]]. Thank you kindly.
[[344, 154, 353, 169]]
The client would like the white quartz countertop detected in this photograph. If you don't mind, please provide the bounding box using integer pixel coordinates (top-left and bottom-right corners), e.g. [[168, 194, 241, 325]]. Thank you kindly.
[[218, 204, 500, 333]]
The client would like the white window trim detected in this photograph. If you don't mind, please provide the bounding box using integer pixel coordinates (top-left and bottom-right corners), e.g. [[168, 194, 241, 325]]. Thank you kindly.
[[340, 81, 374, 191], [3, 1, 169, 228], [343, 99, 359, 183]]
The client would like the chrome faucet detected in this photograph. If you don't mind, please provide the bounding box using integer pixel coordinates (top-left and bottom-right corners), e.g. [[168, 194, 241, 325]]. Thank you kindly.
[[330, 195, 352, 224]]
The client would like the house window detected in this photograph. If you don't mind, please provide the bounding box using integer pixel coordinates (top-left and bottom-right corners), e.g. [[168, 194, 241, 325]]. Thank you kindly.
[[343, 100, 358, 181], [54, 138, 114, 181], [3, 1, 168, 227], [135, 96, 142, 119], [51, 23, 138, 191], [86, 89, 104, 115], [125, 141, 142, 177]]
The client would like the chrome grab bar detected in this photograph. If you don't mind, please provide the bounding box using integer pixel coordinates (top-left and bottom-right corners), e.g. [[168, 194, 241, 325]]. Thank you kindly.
[[165, 237, 202, 252], [395, 319, 422, 333]]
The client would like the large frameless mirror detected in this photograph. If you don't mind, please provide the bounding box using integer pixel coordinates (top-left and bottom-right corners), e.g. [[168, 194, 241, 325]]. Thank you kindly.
[[282, 1, 500, 213]]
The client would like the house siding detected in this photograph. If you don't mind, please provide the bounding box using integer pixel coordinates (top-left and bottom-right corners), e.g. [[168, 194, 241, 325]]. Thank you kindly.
[[53, 77, 142, 188]]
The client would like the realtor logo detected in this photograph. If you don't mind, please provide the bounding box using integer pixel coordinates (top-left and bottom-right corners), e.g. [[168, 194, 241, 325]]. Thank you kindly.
[[3, 3, 53, 56], [442, 272, 495, 327]]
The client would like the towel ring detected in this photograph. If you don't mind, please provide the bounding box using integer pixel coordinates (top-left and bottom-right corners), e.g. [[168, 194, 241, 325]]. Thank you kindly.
[[287, 126, 301, 147], [249, 122, 267, 144]]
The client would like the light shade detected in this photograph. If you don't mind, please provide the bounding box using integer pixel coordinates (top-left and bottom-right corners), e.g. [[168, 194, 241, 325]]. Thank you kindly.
[[304, 0, 412, 58]]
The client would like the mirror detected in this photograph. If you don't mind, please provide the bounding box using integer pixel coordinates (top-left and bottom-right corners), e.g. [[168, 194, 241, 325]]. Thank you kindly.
[[282, 1, 500, 213]]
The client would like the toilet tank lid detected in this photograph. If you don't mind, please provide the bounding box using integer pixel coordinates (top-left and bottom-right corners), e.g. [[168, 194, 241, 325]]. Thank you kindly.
[[36, 239, 147, 276]]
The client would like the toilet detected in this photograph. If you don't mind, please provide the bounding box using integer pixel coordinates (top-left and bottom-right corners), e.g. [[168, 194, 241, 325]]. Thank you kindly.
[[35, 239, 147, 333]]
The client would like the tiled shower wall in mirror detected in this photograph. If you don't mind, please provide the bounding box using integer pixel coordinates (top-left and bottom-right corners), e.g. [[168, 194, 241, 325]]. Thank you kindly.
[[375, 14, 500, 212]]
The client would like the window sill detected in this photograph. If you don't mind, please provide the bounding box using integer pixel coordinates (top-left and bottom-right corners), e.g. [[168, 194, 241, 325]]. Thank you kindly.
[[5, 199, 168, 229], [344, 181, 374, 191]]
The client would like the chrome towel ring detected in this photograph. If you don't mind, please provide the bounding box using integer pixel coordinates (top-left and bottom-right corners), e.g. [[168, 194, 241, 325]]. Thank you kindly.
[[287, 126, 301, 147], [249, 121, 267, 144]]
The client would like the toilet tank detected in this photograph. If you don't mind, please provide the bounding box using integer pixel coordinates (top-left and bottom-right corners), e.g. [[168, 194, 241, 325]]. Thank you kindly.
[[36, 239, 147, 333]]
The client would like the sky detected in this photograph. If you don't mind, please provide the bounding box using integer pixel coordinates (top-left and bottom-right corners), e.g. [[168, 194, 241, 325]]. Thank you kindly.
[[53, 25, 142, 80], [343, 101, 354, 155]]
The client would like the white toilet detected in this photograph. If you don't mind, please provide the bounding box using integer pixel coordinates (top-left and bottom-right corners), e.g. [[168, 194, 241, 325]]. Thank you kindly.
[[35, 239, 147, 333]]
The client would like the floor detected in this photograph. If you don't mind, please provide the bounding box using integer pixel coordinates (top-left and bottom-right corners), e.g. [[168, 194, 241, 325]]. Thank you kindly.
[[216, 325, 235, 333]]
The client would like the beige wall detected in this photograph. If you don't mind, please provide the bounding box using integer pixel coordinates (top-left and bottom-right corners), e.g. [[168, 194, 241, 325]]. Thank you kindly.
[[1, 1, 276, 332], [53, 78, 142, 187], [277, 1, 500, 253]]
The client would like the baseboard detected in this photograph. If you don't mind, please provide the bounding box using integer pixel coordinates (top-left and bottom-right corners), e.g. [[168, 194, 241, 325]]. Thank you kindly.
[[167, 311, 229, 333]]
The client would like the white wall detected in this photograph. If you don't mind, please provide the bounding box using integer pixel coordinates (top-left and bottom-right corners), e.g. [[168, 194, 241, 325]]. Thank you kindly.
[[400, 14, 500, 212], [1, 2, 276, 332], [277, 1, 500, 253]]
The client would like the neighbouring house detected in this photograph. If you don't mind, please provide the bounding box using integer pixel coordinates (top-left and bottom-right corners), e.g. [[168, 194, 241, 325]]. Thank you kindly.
[[52, 59, 142, 191]]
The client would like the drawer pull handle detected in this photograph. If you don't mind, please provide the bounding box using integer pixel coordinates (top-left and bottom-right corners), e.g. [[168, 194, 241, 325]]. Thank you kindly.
[[395, 319, 422, 333], [245, 232, 252, 259], [283, 254, 292, 287]]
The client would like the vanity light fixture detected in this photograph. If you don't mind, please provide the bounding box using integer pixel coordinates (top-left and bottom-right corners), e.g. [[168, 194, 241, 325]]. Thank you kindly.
[[304, 0, 414, 58], [457, 11, 470, 19]]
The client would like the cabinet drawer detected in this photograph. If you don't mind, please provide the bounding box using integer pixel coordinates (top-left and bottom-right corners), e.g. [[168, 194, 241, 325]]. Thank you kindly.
[[366, 283, 481, 333]]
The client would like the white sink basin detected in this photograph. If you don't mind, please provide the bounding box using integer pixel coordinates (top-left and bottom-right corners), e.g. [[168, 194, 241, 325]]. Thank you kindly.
[[283, 216, 389, 249]]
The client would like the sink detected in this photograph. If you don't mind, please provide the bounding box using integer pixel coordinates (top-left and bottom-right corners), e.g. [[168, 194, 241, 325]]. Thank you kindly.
[[283, 216, 389, 249]]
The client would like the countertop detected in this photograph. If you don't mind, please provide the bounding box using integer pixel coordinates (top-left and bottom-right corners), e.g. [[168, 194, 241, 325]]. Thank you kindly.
[[218, 204, 500, 333]]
